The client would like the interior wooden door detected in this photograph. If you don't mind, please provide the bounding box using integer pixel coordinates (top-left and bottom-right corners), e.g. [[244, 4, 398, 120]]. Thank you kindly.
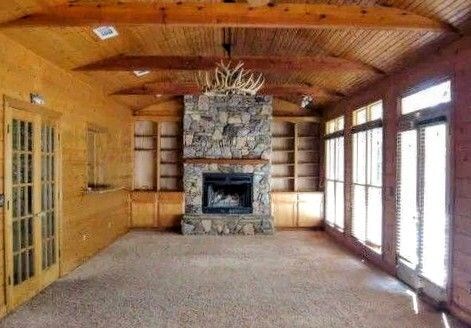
[[4, 106, 60, 310]]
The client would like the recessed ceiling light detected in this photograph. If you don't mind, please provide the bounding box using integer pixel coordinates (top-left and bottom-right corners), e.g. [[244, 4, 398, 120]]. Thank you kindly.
[[133, 70, 151, 77], [93, 26, 119, 40], [156, 94, 162, 98]]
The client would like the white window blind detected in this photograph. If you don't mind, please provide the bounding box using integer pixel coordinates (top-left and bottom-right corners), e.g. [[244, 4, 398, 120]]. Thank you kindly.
[[397, 130, 419, 268], [325, 116, 345, 230]]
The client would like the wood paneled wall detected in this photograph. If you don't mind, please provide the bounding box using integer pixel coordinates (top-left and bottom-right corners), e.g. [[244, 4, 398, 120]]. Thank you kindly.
[[0, 32, 132, 313], [323, 35, 471, 324]]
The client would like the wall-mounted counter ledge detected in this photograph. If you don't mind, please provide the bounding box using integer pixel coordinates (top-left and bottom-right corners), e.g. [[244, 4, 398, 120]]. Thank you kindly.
[[184, 158, 270, 165], [83, 186, 127, 195]]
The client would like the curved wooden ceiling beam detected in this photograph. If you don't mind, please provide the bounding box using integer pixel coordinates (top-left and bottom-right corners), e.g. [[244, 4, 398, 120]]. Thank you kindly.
[[132, 96, 309, 113], [110, 81, 344, 99], [1, 3, 454, 32], [74, 55, 383, 75]]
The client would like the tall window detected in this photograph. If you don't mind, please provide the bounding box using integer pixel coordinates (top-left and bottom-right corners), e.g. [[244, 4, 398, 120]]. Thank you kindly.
[[397, 80, 451, 300], [87, 126, 106, 189], [325, 116, 344, 229], [351, 101, 383, 252]]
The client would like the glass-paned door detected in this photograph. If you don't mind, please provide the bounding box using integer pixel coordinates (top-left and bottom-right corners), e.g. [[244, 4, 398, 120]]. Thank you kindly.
[[5, 107, 60, 310], [396, 122, 450, 301]]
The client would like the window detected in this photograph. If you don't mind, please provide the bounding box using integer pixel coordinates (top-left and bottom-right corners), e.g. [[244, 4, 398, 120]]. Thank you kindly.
[[325, 116, 344, 229], [351, 101, 383, 252], [401, 80, 451, 115], [87, 126, 106, 189], [325, 116, 344, 134], [352, 100, 383, 125]]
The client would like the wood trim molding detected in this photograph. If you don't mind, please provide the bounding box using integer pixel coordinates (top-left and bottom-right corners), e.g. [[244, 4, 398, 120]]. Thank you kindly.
[[1, 3, 454, 32], [184, 158, 269, 165]]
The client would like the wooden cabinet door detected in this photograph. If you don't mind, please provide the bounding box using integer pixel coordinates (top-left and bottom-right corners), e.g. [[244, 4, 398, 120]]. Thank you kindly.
[[272, 193, 297, 228], [157, 192, 184, 228], [131, 192, 156, 228], [297, 192, 324, 228]]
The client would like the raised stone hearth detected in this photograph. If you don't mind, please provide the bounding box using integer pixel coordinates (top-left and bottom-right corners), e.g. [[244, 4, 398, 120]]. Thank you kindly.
[[182, 214, 274, 235], [182, 95, 274, 235]]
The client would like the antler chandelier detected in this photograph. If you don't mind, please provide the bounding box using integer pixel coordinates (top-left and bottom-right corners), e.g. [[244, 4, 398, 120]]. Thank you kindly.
[[197, 61, 265, 96]]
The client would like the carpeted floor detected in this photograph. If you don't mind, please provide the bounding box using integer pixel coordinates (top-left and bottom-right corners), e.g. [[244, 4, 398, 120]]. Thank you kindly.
[[1, 231, 467, 328]]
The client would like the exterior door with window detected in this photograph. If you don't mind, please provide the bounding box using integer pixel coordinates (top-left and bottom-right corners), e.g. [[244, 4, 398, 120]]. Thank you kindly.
[[4, 102, 60, 310], [396, 80, 451, 302], [397, 121, 449, 300]]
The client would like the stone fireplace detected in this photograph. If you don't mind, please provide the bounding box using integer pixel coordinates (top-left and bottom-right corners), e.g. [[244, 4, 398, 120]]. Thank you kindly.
[[181, 95, 274, 235]]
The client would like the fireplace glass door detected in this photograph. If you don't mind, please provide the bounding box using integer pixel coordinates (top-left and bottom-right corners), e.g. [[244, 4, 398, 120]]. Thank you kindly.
[[202, 173, 253, 214]]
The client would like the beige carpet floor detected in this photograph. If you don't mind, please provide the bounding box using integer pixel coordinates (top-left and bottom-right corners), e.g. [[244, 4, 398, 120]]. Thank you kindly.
[[0, 231, 467, 328]]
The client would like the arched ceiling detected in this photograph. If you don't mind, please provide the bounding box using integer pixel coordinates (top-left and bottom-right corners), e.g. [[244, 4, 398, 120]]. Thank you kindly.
[[0, 0, 469, 113]]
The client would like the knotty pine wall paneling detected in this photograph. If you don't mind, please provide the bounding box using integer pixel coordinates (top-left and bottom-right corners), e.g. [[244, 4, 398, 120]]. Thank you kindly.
[[0, 33, 132, 315]]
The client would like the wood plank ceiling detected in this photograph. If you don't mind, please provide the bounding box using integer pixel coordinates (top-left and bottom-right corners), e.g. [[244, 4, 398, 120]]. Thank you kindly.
[[0, 0, 469, 114]]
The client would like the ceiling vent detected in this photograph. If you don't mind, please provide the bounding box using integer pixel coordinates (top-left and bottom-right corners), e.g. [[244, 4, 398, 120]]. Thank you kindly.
[[93, 26, 119, 40], [133, 70, 151, 77]]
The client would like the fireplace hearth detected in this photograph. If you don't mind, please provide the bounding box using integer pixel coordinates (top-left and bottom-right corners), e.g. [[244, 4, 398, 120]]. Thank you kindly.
[[203, 173, 253, 214]]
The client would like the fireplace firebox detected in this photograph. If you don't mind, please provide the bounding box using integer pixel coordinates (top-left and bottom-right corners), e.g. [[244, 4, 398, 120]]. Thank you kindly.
[[202, 173, 253, 214]]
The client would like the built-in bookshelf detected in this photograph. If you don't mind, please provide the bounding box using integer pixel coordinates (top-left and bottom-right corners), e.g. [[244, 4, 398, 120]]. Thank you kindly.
[[271, 119, 320, 192], [272, 121, 295, 191], [133, 120, 182, 191], [159, 121, 183, 191], [134, 121, 158, 191], [296, 122, 320, 192]]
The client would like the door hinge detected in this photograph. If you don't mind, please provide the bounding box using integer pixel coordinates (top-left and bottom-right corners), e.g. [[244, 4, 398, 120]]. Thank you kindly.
[[6, 200, 9, 211], [7, 276, 11, 285], [6, 124, 10, 134]]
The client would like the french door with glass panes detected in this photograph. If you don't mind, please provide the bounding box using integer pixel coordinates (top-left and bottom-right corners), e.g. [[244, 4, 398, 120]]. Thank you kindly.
[[396, 120, 450, 301], [4, 106, 60, 310]]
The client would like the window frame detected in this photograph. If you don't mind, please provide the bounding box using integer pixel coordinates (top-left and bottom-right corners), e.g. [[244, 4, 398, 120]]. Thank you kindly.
[[86, 124, 107, 190]]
